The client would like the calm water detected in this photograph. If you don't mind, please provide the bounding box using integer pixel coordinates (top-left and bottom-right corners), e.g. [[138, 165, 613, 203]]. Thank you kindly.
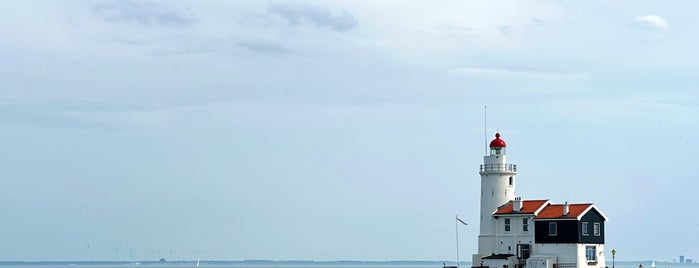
[[0, 266, 438, 268], [4, 264, 699, 268]]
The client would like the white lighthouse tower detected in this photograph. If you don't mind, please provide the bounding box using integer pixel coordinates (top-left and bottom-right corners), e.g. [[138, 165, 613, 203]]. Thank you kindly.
[[476, 133, 517, 258]]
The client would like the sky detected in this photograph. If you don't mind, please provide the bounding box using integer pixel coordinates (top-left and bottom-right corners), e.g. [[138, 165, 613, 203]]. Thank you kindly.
[[1, 0, 698, 263]]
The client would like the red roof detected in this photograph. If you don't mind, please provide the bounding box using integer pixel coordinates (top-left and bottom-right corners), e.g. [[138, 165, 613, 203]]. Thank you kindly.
[[534, 203, 595, 220], [494, 200, 549, 215], [489, 132, 506, 147]]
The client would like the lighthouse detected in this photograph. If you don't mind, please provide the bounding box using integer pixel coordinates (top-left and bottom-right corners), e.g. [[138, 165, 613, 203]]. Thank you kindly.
[[477, 132, 517, 256], [470, 132, 608, 268]]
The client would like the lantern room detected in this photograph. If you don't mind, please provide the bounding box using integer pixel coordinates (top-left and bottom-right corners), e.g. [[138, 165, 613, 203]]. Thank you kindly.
[[489, 132, 507, 155]]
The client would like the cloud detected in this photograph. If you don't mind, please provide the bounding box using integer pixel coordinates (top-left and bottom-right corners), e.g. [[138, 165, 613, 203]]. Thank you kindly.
[[633, 14, 669, 31], [0, 100, 129, 130], [236, 39, 288, 53], [0, 98, 198, 130], [450, 66, 589, 81], [545, 96, 699, 125], [499, 16, 545, 35], [93, 0, 196, 27], [267, 3, 358, 32]]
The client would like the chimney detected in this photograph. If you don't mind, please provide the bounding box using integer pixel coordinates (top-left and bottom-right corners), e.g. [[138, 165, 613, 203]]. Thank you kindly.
[[563, 201, 570, 216], [513, 197, 523, 212]]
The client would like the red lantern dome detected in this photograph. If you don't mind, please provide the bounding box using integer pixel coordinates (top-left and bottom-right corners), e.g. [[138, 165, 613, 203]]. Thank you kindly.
[[489, 132, 506, 147]]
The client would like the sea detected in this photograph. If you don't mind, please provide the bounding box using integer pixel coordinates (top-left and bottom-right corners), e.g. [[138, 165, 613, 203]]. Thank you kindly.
[[1, 263, 698, 268]]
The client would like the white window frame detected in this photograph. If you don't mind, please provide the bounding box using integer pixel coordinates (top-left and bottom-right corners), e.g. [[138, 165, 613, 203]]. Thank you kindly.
[[522, 218, 529, 232], [549, 222, 557, 236], [582, 222, 589, 236], [505, 218, 511, 232], [586, 246, 597, 262], [593, 222, 600, 236]]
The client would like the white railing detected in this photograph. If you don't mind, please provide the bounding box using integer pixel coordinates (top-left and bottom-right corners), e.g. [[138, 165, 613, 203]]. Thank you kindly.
[[479, 164, 517, 172]]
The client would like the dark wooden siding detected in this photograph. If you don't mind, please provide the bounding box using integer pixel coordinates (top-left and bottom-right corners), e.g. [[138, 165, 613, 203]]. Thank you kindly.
[[535, 208, 605, 244], [579, 210, 605, 244], [534, 220, 579, 243]]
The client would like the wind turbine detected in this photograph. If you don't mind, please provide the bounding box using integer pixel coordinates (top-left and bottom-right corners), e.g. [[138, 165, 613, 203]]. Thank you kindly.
[[113, 248, 120, 262], [129, 248, 137, 262]]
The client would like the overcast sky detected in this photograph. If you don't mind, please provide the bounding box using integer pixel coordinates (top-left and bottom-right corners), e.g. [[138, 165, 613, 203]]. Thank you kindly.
[[1, 0, 698, 263]]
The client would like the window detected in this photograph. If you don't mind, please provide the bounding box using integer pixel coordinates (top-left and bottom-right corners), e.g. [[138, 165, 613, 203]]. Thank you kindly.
[[548, 222, 557, 236], [509, 176, 513, 186], [517, 244, 531, 259], [505, 218, 511, 232], [594, 222, 600, 236], [586, 246, 596, 262], [523, 218, 529, 232], [582, 222, 589, 236], [491, 147, 502, 155]]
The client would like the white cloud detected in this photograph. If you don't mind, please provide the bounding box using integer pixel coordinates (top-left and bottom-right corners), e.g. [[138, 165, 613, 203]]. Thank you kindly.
[[267, 3, 358, 32], [236, 39, 288, 53], [450, 67, 589, 82], [634, 14, 669, 31], [544, 96, 699, 125], [93, 0, 197, 27]]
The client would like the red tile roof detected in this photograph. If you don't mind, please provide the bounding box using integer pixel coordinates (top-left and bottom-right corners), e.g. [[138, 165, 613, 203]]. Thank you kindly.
[[494, 200, 549, 215], [534, 203, 594, 220]]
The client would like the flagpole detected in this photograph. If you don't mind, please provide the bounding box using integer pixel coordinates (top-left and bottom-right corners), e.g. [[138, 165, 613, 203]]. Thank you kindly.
[[455, 215, 460, 268], [484, 105, 487, 155]]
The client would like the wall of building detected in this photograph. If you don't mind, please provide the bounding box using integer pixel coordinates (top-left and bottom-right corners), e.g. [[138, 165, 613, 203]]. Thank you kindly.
[[533, 244, 578, 265], [526, 256, 556, 268], [531, 243, 606, 268], [534, 220, 579, 244], [492, 215, 535, 256], [574, 244, 605, 268], [578, 211, 605, 244], [482, 258, 509, 268]]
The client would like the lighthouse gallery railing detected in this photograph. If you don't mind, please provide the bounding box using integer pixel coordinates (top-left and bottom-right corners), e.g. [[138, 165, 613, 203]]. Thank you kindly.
[[479, 164, 517, 172]]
